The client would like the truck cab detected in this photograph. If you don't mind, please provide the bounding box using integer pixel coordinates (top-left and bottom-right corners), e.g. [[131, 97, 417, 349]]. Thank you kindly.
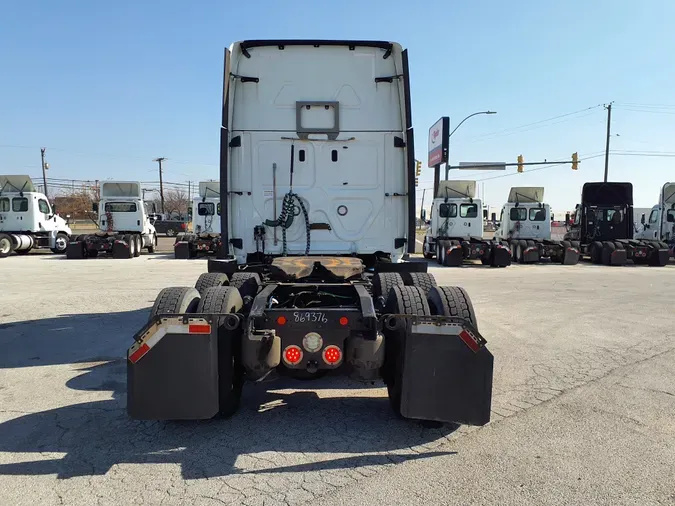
[[96, 181, 155, 236], [0, 175, 72, 257], [192, 181, 221, 235], [634, 182, 675, 256], [494, 187, 550, 242]]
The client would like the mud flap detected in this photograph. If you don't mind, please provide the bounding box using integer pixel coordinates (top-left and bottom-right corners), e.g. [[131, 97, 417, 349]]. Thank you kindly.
[[443, 245, 464, 267], [562, 247, 580, 265], [522, 247, 540, 264], [400, 321, 493, 426], [112, 240, 132, 259], [491, 244, 511, 267], [174, 241, 192, 259], [649, 248, 670, 266], [602, 244, 626, 265], [66, 240, 86, 259], [127, 318, 219, 420]]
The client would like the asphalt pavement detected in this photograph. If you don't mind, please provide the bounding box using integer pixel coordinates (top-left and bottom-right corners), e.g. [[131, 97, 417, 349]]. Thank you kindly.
[[0, 254, 674, 505]]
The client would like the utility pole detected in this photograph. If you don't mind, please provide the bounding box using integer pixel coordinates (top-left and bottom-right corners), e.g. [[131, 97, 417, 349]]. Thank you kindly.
[[603, 102, 613, 182], [153, 157, 166, 214], [40, 148, 49, 199]]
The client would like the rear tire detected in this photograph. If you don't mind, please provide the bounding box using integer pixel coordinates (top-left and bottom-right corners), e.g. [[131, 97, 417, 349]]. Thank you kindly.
[[372, 272, 404, 306], [383, 285, 430, 418], [229, 272, 261, 302], [197, 286, 244, 418], [423, 238, 434, 260], [149, 287, 201, 322], [401, 272, 438, 296], [148, 233, 157, 253], [133, 235, 141, 257], [427, 285, 478, 328], [194, 272, 230, 296]]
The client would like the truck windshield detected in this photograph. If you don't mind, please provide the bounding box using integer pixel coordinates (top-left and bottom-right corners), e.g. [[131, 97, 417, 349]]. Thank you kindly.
[[0, 197, 9, 212], [104, 202, 137, 212], [439, 203, 456, 218], [460, 204, 478, 218], [510, 208, 527, 221], [529, 208, 546, 221], [12, 197, 28, 212], [198, 202, 215, 216]]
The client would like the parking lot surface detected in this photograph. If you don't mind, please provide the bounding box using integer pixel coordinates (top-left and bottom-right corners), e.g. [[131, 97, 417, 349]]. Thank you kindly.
[[1, 254, 674, 505]]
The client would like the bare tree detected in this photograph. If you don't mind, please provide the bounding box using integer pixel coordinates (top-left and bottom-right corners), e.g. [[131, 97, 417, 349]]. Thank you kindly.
[[163, 188, 189, 218]]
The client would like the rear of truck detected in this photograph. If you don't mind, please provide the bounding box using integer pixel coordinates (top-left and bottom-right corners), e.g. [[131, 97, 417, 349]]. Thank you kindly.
[[174, 181, 222, 258], [127, 40, 493, 427]]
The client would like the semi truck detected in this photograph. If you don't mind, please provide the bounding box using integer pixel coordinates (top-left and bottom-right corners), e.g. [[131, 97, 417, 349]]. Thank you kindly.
[[0, 175, 72, 258], [174, 180, 222, 259], [66, 181, 158, 259], [634, 182, 675, 258], [564, 182, 669, 266], [127, 39, 494, 427], [422, 180, 511, 267], [493, 186, 580, 265]]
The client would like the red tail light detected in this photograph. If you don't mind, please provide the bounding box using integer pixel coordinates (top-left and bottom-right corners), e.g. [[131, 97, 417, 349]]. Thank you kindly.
[[276, 316, 287, 326], [283, 345, 303, 365], [322, 345, 342, 365], [181, 223, 187, 230], [188, 324, 211, 334], [339, 316, 349, 326]]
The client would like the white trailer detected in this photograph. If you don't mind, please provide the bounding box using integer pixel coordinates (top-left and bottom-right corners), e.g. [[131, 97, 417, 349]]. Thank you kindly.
[[66, 181, 157, 259], [0, 175, 72, 258], [634, 182, 675, 258], [174, 180, 222, 258], [493, 186, 580, 264], [422, 180, 510, 267]]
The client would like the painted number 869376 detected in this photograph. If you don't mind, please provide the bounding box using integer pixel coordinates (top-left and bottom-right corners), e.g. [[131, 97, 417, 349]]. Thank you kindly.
[[293, 311, 328, 324]]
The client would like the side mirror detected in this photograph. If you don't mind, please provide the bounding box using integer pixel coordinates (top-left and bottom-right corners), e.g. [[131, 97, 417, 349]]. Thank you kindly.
[[92, 203, 99, 213], [421, 209, 426, 221], [482, 209, 488, 220], [565, 212, 570, 223], [491, 213, 496, 222], [640, 213, 646, 225]]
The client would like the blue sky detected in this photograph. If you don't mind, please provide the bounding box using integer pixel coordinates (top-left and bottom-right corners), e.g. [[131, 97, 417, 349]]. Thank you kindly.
[[1, 0, 674, 212]]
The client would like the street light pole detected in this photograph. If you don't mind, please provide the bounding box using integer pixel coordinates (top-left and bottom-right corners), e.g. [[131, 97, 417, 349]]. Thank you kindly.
[[445, 111, 497, 180]]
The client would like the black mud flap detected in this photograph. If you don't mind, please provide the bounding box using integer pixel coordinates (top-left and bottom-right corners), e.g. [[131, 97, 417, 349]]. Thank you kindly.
[[400, 321, 493, 426], [174, 241, 192, 260], [562, 246, 580, 265], [112, 240, 132, 259], [522, 247, 540, 264], [491, 244, 511, 267], [66, 241, 86, 259], [375, 260, 428, 274], [603, 245, 626, 266], [649, 248, 670, 267], [443, 245, 464, 267], [208, 257, 238, 273], [127, 318, 219, 420]]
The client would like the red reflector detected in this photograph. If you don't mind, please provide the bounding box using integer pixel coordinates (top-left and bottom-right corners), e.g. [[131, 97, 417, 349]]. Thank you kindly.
[[181, 223, 187, 230], [188, 324, 211, 334], [339, 316, 349, 326], [459, 329, 481, 353], [277, 316, 287, 326], [129, 343, 150, 364], [284, 345, 303, 365], [323, 345, 342, 364]]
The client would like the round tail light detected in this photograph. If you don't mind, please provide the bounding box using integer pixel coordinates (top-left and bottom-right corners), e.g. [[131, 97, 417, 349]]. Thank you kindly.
[[283, 345, 303, 365], [322, 345, 342, 365]]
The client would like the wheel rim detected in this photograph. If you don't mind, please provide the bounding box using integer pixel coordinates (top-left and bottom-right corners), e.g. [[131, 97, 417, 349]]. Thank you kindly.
[[0, 238, 10, 254], [55, 236, 67, 251]]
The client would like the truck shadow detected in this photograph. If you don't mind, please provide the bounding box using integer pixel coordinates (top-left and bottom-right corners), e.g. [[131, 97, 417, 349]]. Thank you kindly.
[[0, 309, 149, 369], [0, 359, 458, 480]]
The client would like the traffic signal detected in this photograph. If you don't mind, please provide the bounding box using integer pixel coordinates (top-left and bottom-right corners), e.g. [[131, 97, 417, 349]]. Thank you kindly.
[[571, 152, 578, 170], [415, 177, 419, 187], [415, 159, 422, 176], [517, 154, 524, 173]]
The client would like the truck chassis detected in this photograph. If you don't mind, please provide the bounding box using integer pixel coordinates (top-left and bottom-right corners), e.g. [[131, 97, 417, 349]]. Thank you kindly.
[[127, 257, 494, 426], [578, 239, 669, 266], [66, 232, 156, 259], [506, 238, 581, 265], [174, 232, 221, 259], [433, 238, 511, 267]]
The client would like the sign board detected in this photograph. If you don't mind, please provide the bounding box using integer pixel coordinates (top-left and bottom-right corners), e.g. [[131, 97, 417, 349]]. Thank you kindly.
[[458, 162, 506, 171], [428, 117, 449, 167]]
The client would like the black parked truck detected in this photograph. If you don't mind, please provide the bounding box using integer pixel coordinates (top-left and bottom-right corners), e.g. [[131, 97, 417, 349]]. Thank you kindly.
[[564, 182, 670, 266], [126, 39, 494, 427]]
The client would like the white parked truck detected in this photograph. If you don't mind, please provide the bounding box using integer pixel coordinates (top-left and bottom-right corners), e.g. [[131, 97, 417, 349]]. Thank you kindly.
[[493, 186, 580, 265], [634, 182, 675, 258], [174, 180, 222, 259], [422, 180, 510, 267], [66, 181, 157, 259], [127, 39, 494, 428], [0, 175, 72, 258]]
